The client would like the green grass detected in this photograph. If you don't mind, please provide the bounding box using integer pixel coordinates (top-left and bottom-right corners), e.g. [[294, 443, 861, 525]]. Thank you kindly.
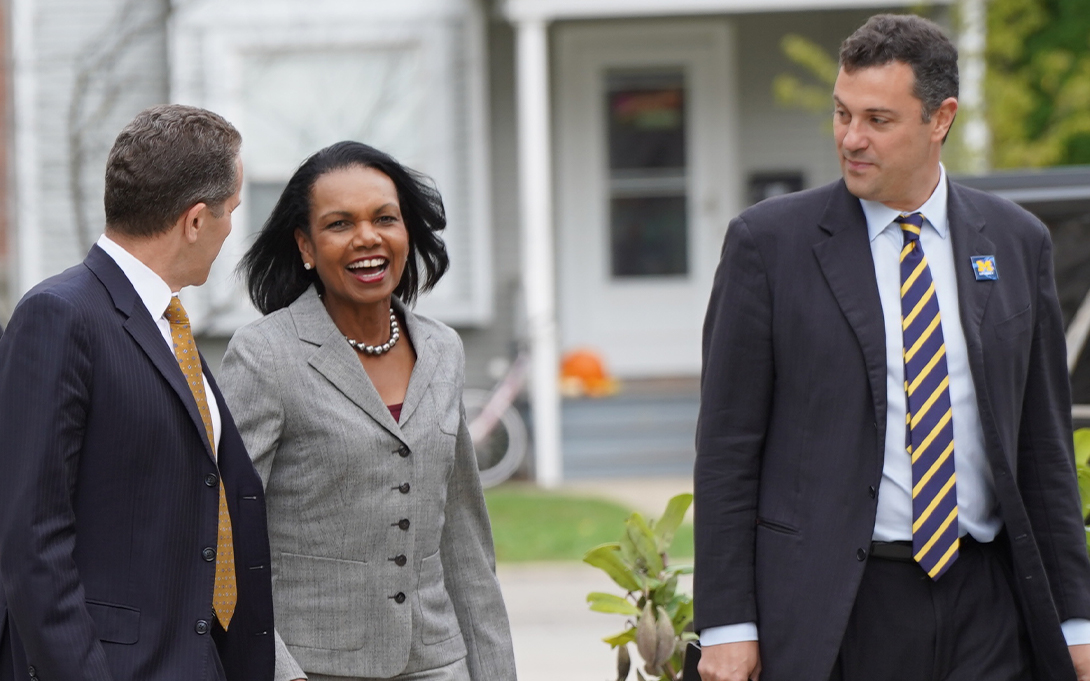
[[484, 485, 694, 563]]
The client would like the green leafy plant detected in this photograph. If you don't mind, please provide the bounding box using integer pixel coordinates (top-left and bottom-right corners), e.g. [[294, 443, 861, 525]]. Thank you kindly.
[[1073, 428, 1090, 554], [584, 493, 696, 681]]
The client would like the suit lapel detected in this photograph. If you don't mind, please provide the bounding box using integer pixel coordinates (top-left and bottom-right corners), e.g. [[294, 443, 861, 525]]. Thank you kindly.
[[293, 288, 409, 443], [812, 181, 888, 431], [947, 181, 993, 354], [395, 299, 438, 427], [84, 246, 216, 462]]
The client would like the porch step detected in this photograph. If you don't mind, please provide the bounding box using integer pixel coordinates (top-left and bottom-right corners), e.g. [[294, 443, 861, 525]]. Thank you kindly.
[[560, 392, 698, 479]]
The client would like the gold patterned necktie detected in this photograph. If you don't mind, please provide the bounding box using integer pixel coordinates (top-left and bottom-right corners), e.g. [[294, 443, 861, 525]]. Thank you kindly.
[[897, 212, 959, 580], [164, 296, 237, 628]]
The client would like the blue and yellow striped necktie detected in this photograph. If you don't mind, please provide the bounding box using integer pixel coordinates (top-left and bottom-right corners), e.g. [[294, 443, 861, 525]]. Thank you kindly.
[[897, 212, 959, 580]]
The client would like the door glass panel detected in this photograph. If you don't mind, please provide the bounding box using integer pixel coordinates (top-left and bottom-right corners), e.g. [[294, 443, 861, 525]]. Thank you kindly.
[[607, 70, 688, 278]]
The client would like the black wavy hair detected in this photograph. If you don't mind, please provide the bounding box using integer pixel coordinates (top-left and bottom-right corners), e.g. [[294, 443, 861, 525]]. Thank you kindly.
[[240, 141, 450, 314]]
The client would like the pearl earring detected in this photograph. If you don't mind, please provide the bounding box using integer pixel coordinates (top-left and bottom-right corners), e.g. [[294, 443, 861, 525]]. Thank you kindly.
[[303, 262, 312, 270]]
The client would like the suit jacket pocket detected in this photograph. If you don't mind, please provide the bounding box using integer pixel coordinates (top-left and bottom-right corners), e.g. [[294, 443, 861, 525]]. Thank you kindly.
[[85, 600, 140, 645], [756, 517, 801, 536], [274, 552, 371, 651], [995, 304, 1032, 345], [417, 550, 459, 645]]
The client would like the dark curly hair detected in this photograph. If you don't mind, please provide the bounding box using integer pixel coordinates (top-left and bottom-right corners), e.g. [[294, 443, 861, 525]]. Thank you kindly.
[[240, 141, 450, 314], [840, 14, 959, 122]]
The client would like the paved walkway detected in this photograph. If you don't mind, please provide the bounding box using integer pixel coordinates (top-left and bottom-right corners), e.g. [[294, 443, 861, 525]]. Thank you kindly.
[[498, 562, 694, 681], [496, 476, 696, 680]]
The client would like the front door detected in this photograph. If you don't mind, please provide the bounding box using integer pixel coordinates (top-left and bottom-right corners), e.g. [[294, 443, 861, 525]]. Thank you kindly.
[[555, 20, 739, 377]]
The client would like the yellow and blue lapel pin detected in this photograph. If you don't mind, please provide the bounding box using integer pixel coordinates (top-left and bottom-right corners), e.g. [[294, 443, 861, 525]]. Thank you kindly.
[[971, 255, 998, 281]]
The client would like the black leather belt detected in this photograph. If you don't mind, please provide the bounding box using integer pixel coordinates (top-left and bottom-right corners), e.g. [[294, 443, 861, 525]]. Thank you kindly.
[[869, 541, 914, 561], [870, 536, 980, 562]]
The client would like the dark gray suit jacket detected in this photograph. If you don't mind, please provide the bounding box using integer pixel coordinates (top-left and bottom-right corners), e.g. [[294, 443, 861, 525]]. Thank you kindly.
[[694, 179, 1090, 681]]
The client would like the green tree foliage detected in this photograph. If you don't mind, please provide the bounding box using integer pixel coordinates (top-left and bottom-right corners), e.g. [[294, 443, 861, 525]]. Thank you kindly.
[[772, 34, 839, 119], [987, 0, 1090, 167]]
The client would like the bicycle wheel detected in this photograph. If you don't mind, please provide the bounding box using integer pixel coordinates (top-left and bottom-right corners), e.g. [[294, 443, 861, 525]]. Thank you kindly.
[[463, 388, 528, 488]]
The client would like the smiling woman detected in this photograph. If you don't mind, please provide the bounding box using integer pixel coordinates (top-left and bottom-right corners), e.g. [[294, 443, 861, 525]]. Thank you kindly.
[[219, 141, 516, 681]]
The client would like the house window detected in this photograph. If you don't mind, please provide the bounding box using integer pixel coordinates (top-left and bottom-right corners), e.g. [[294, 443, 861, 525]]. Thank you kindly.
[[247, 181, 287, 236], [606, 70, 688, 278]]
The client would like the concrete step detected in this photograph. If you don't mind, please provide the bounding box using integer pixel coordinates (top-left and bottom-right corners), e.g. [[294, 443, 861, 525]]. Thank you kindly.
[[560, 392, 698, 479]]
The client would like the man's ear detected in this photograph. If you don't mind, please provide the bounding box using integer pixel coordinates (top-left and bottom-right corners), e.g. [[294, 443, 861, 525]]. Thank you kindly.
[[180, 202, 208, 244], [932, 97, 958, 143]]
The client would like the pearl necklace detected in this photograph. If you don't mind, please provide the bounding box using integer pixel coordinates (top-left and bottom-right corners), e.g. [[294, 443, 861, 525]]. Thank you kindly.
[[345, 311, 400, 356]]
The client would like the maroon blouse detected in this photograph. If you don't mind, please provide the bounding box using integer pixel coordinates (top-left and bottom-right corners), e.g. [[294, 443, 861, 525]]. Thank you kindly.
[[387, 402, 403, 423]]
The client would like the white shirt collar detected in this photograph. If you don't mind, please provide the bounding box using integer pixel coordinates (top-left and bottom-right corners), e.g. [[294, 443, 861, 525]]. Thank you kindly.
[[861, 163, 949, 242], [96, 233, 176, 320]]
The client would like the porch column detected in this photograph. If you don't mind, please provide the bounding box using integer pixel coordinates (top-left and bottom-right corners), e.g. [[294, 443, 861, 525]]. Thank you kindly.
[[515, 18, 562, 488], [958, 0, 989, 173]]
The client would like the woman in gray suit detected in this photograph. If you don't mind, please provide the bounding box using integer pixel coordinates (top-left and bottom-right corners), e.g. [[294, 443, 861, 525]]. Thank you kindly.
[[219, 141, 516, 681]]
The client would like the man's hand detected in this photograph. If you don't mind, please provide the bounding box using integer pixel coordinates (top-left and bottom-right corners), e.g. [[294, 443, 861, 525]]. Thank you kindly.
[[697, 640, 761, 681], [1071, 644, 1090, 680]]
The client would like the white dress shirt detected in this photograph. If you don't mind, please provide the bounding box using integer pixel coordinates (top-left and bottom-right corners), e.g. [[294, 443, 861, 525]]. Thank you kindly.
[[700, 166, 1090, 647], [96, 234, 222, 453]]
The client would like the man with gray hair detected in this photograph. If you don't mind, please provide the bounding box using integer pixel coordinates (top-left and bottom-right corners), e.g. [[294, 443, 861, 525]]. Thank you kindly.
[[0, 104, 274, 681], [695, 14, 1090, 681]]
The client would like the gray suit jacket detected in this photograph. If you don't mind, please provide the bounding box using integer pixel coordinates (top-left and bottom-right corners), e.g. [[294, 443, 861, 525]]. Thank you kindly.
[[219, 287, 516, 680]]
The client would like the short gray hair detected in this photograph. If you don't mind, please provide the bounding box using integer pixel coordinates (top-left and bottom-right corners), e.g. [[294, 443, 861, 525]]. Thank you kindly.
[[104, 104, 242, 237]]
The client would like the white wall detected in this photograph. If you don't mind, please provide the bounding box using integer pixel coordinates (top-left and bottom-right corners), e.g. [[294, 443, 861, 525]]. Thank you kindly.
[[13, 0, 169, 294]]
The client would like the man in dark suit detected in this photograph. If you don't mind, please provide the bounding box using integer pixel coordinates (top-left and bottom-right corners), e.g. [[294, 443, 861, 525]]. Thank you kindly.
[[694, 14, 1090, 681], [0, 104, 274, 681]]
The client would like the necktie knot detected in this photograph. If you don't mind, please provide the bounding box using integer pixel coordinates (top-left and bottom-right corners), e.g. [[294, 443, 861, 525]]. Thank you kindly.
[[164, 296, 190, 326], [896, 212, 925, 244]]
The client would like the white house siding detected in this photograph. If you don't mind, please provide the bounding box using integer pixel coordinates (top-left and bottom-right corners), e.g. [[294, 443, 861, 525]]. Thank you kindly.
[[459, 17, 524, 388], [14, 0, 169, 294]]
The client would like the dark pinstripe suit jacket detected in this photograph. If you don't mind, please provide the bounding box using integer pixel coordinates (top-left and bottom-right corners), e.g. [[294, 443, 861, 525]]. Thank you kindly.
[[0, 246, 274, 681]]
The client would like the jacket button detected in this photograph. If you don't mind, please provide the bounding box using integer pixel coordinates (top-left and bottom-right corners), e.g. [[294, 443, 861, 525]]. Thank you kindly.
[[195, 619, 210, 635], [399, 483, 411, 494], [394, 554, 407, 567], [868, 486, 877, 498], [397, 445, 411, 458], [857, 548, 867, 561], [205, 473, 218, 487], [202, 547, 216, 562], [393, 592, 406, 604], [27, 668, 35, 676], [398, 518, 411, 530]]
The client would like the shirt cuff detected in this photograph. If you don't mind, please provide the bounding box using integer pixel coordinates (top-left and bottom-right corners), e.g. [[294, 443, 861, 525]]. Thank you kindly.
[[1062, 619, 1090, 646], [699, 622, 759, 646]]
